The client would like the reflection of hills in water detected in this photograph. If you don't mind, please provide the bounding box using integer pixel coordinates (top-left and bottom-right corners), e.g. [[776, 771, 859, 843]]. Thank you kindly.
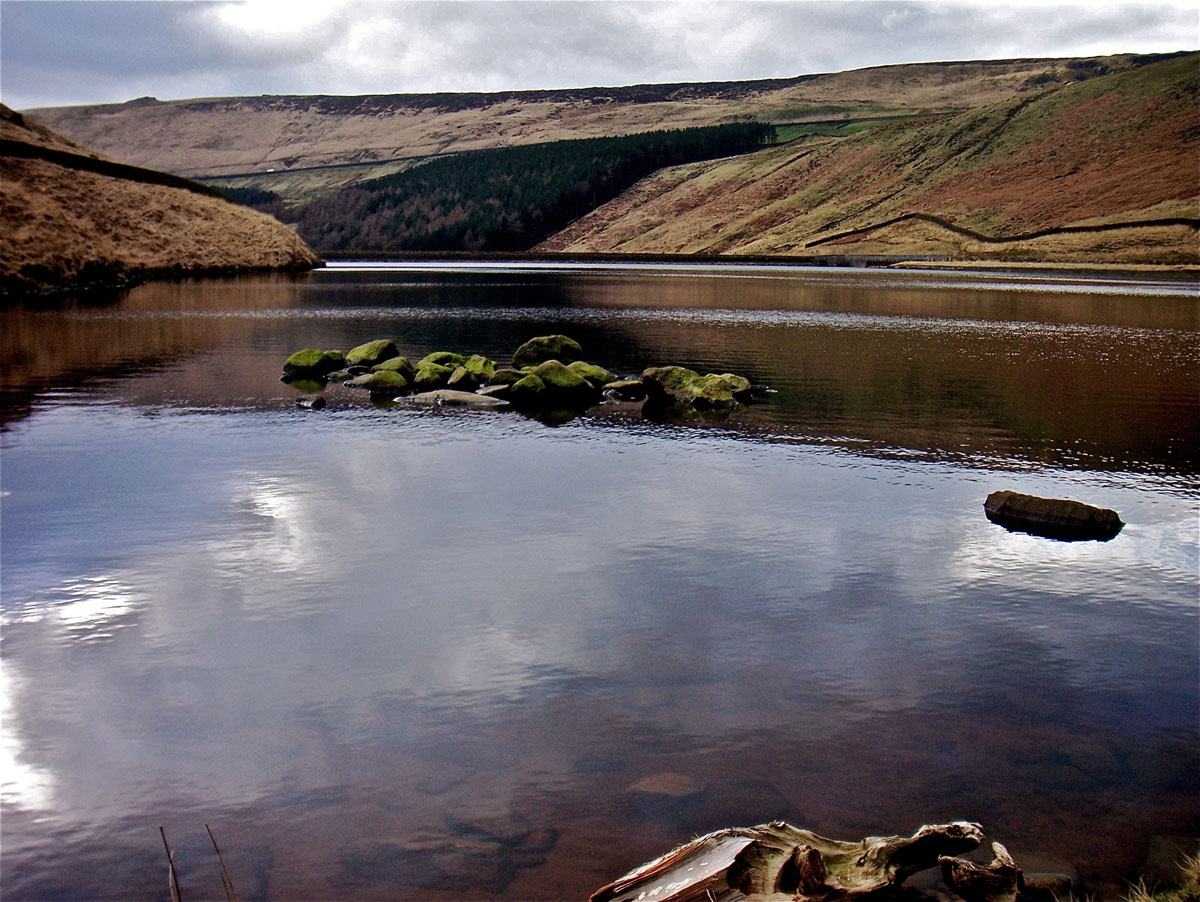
[[0, 276, 315, 427], [2, 266, 1197, 478]]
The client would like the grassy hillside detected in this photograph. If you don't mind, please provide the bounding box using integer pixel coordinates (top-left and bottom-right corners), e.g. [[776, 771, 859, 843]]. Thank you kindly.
[[21, 52, 1193, 265], [0, 105, 322, 298], [538, 53, 1200, 264], [25, 55, 1153, 205]]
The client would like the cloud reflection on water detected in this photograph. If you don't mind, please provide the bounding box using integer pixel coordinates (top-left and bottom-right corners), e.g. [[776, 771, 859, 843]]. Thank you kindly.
[[0, 402, 1196, 897]]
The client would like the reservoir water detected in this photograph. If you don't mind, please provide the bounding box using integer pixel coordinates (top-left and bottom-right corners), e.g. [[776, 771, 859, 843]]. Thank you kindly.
[[2, 262, 1197, 900]]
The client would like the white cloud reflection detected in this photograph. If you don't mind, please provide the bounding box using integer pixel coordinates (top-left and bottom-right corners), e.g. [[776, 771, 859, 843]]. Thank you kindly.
[[0, 658, 56, 810], [1, 573, 142, 637], [1, 408, 1196, 828]]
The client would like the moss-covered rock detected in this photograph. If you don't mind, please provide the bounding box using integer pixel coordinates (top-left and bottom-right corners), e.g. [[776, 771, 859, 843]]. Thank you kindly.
[[445, 355, 497, 390], [447, 365, 480, 390], [347, 370, 410, 394], [283, 348, 346, 378], [533, 359, 589, 390], [419, 351, 467, 368], [507, 373, 547, 405], [346, 339, 399, 368], [532, 360, 602, 408], [643, 366, 752, 408], [489, 367, 526, 386], [692, 373, 745, 408], [715, 373, 752, 395], [371, 356, 416, 381], [512, 335, 583, 368], [567, 360, 618, 387], [642, 366, 703, 405], [463, 354, 496, 380], [412, 362, 455, 390]]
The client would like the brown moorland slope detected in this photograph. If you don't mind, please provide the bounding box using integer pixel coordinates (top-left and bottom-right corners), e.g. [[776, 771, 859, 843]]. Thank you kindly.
[[537, 53, 1200, 264], [26, 56, 1151, 184], [0, 105, 322, 298]]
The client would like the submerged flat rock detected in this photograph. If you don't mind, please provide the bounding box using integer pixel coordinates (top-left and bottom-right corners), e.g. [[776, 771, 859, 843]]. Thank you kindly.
[[409, 389, 511, 408]]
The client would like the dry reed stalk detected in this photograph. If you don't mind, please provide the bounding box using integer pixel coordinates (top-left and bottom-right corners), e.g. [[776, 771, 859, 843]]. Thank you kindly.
[[159, 826, 182, 902], [205, 824, 240, 902]]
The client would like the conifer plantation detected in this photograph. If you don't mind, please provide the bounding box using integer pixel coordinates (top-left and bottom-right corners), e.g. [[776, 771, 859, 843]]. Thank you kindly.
[[288, 123, 776, 252]]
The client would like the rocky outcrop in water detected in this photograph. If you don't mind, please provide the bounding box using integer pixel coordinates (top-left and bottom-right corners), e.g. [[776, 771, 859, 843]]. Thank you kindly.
[[642, 366, 754, 409], [281, 334, 762, 424]]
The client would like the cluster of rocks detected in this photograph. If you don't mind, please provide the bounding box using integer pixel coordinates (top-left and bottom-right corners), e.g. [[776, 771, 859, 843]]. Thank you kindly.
[[282, 334, 763, 417]]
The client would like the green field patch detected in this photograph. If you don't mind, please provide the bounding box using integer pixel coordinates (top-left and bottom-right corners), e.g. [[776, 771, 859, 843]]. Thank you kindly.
[[204, 158, 427, 208]]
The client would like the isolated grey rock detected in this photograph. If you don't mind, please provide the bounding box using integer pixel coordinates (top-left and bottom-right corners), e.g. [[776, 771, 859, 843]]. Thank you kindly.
[[984, 490, 1124, 541]]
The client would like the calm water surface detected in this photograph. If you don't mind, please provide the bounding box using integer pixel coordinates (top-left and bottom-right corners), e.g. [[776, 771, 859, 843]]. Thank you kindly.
[[2, 263, 1197, 900]]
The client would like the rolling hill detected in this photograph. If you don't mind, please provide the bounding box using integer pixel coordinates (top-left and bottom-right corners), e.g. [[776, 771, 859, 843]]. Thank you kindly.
[[20, 52, 1196, 265], [0, 105, 322, 298], [26, 55, 1154, 206], [538, 53, 1200, 264]]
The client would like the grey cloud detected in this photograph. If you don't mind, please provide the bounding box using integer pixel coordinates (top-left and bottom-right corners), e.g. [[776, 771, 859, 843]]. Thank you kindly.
[[4, 2, 229, 78], [2, 0, 1196, 109]]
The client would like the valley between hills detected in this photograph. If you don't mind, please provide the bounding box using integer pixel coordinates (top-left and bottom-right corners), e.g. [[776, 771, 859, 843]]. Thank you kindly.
[[6, 50, 1199, 293]]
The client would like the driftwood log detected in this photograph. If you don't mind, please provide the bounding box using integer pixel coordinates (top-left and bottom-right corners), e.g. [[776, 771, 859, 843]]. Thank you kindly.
[[941, 842, 1022, 902], [590, 821, 996, 902]]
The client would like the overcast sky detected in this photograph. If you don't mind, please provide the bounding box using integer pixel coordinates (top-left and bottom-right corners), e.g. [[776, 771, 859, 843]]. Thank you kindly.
[[2, 0, 1196, 110]]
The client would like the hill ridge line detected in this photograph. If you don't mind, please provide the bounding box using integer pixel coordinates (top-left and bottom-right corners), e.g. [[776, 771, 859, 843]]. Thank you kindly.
[[32, 52, 1184, 116], [0, 138, 227, 199]]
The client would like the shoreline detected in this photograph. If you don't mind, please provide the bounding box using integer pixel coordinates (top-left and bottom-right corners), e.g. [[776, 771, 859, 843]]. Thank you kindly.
[[319, 250, 1200, 281], [8, 252, 1197, 303]]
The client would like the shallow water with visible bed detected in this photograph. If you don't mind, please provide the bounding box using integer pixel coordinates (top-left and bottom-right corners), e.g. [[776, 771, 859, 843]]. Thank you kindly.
[[2, 263, 1197, 899]]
